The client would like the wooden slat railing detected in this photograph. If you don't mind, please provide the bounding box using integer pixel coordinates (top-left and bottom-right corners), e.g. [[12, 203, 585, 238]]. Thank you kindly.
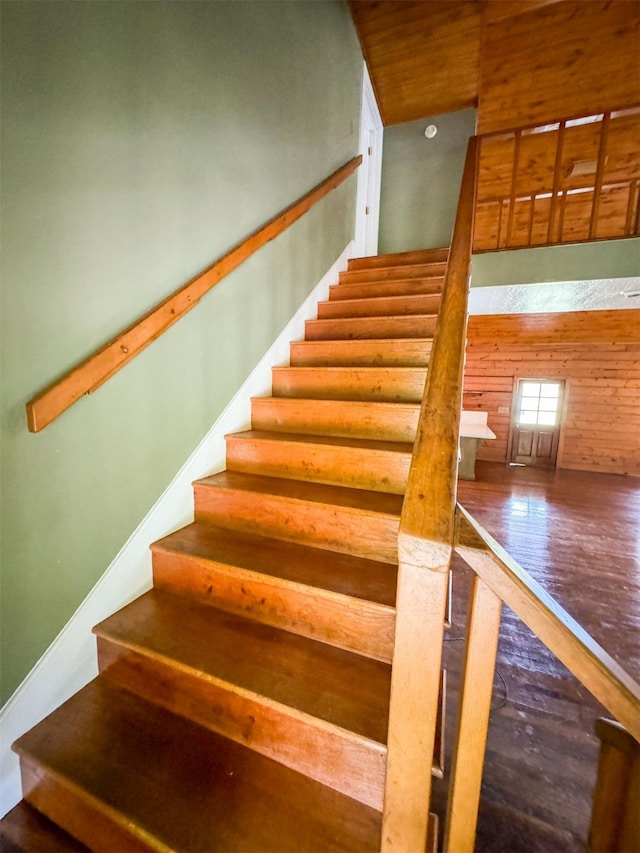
[[445, 502, 640, 852], [26, 156, 362, 432], [474, 105, 640, 252], [381, 136, 479, 852]]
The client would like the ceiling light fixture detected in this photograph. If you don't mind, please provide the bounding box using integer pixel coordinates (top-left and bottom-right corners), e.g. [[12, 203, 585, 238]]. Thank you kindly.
[[424, 124, 438, 139]]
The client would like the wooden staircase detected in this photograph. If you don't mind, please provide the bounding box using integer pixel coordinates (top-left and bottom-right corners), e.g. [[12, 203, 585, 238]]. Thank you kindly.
[[8, 248, 449, 852]]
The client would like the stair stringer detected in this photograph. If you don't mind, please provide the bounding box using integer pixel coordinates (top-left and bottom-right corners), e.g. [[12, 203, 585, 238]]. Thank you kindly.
[[0, 242, 355, 820]]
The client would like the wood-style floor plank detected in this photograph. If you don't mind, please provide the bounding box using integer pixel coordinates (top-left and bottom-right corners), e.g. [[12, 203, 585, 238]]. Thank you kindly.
[[432, 461, 640, 850]]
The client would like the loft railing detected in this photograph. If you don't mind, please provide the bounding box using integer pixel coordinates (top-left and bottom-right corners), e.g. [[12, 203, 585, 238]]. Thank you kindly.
[[474, 105, 640, 252], [25, 156, 361, 433], [446, 504, 640, 851], [382, 130, 640, 852]]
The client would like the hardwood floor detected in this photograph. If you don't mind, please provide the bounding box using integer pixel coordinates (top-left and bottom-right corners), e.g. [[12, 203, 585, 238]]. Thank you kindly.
[[433, 461, 640, 850]]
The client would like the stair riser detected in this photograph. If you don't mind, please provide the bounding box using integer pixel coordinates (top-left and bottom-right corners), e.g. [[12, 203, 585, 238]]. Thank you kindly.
[[193, 483, 400, 563], [271, 367, 426, 402], [339, 262, 447, 284], [289, 339, 432, 367], [20, 760, 149, 853], [152, 548, 395, 662], [328, 279, 444, 301], [347, 249, 449, 270], [252, 398, 419, 442], [318, 294, 441, 319], [226, 436, 410, 494], [98, 641, 387, 811], [305, 315, 437, 341]]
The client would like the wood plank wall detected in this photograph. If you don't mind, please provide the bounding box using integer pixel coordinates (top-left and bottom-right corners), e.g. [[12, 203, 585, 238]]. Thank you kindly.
[[463, 310, 640, 476], [479, 0, 640, 135]]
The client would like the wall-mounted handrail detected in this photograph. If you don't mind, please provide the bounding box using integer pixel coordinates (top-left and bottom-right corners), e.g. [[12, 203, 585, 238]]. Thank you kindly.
[[445, 502, 640, 852], [381, 136, 479, 852], [26, 156, 362, 433]]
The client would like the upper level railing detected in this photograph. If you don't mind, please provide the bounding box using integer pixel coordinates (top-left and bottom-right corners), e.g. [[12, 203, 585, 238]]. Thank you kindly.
[[25, 156, 361, 433], [473, 105, 640, 252]]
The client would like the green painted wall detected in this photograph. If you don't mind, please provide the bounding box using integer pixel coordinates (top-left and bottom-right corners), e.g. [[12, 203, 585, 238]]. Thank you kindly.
[[378, 108, 639, 282], [0, 0, 362, 703], [378, 109, 477, 253], [471, 239, 640, 286]]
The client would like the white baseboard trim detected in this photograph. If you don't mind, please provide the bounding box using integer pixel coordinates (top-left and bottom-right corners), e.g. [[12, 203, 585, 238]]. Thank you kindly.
[[0, 242, 354, 818]]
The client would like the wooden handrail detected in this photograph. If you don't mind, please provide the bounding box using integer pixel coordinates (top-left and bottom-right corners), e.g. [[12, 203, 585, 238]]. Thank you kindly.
[[454, 502, 640, 740], [26, 156, 362, 433], [445, 503, 640, 852], [381, 136, 479, 853], [400, 135, 479, 547]]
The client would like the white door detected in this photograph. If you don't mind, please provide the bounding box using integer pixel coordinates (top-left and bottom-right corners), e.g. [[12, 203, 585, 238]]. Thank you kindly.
[[354, 62, 383, 257]]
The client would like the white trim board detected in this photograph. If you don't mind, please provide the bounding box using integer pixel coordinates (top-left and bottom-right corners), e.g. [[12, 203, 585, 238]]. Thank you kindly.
[[0, 242, 355, 818], [354, 61, 384, 258]]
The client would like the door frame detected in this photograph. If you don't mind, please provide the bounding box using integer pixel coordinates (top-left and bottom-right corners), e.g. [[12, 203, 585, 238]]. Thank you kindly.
[[507, 376, 567, 468], [354, 62, 383, 257]]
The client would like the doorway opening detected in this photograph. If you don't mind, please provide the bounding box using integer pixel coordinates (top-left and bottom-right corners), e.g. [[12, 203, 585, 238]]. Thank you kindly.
[[509, 379, 565, 468]]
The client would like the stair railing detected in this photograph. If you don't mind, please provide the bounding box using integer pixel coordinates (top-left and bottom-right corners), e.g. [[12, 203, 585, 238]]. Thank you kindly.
[[381, 136, 479, 852], [381, 131, 640, 852], [25, 156, 361, 433], [447, 505, 640, 852]]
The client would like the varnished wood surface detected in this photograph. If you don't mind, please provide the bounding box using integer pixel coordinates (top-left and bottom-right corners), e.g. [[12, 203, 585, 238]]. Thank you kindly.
[[0, 802, 88, 852], [329, 278, 443, 301], [15, 677, 385, 852], [289, 337, 432, 367], [347, 248, 448, 270], [348, 0, 481, 126], [474, 109, 640, 251], [318, 292, 442, 319], [339, 262, 447, 285], [463, 310, 640, 476], [479, 1, 640, 134], [455, 506, 640, 740], [95, 590, 391, 810], [304, 314, 438, 341], [432, 462, 640, 848], [252, 396, 420, 442], [152, 522, 397, 662], [381, 138, 478, 852], [225, 429, 413, 494], [194, 471, 403, 563], [271, 365, 427, 402], [24, 155, 361, 432]]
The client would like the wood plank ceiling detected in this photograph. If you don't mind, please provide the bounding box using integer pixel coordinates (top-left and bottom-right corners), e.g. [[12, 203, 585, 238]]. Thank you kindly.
[[348, 0, 638, 128]]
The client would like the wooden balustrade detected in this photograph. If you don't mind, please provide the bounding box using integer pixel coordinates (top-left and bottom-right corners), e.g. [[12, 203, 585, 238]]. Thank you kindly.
[[474, 105, 640, 251], [25, 156, 362, 433], [381, 136, 479, 852], [589, 718, 640, 852], [445, 503, 640, 852]]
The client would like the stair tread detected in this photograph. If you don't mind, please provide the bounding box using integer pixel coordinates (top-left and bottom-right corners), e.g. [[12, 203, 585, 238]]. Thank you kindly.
[[153, 522, 397, 607], [95, 590, 391, 744], [289, 338, 433, 366], [318, 293, 441, 317], [228, 429, 413, 453], [0, 802, 89, 852], [348, 248, 448, 270], [15, 677, 383, 852], [329, 278, 444, 299], [196, 470, 405, 515]]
